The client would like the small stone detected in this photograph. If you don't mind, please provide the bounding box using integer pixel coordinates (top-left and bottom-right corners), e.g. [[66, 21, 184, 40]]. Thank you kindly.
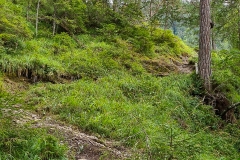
[[12, 104, 22, 108]]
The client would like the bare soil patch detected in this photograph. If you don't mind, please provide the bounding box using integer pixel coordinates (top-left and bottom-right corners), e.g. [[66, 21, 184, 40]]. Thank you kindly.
[[142, 56, 194, 77]]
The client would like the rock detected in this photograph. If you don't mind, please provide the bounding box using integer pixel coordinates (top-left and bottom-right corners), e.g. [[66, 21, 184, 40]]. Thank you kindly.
[[12, 104, 22, 108]]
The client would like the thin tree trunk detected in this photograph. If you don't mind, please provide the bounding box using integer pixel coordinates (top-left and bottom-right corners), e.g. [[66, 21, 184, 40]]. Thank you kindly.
[[26, 0, 30, 21], [164, 0, 168, 29], [149, 0, 153, 19], [113, 0, 119, 12], [35, 0, 41, 37], [53, 5, 56, 36], [238, 7, 240, 49], [198, 0, 212, 91]]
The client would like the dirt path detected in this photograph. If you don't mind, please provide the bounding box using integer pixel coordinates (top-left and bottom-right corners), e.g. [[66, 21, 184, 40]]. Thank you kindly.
[[1, 108, 131, 160], [175, 56, 195, 74], [142, 55, 195, 77]]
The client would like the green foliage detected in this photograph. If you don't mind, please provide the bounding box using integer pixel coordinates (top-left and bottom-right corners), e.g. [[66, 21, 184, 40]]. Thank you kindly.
[[152, 28, 194, 56], [0, 1, 33, 38], [86, 2, 127, 29], [119, 2, 143, 24], [97, 23, 119, 42], [0, 51, 65, 81], [85, 1, 107, 28], [0, 95, 67, 160], [212, 1, 240, 49], [153, 0, 182, 29], [0, 122, 67, 159], [0, 1, 33, 53], [53, 0, 87, 33], [117, 26, 154, 56], [0, 1, 239, 159], [212, 49, 240, 102], [25, 73, 239, 159], [52, 33, 77, 54], [31, 135, 66, 160], [33, 0, 87, 35], [130, 26, 154, 56], [0, 34, 148, 81]]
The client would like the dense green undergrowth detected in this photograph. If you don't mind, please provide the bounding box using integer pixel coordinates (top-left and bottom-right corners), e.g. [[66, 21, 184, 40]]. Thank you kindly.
[[23, 73, 239, 159], [212, 49, 240, 103], [0, 120, 67, 160], [0, 28, 194, 83], [0, 0, 240, 159], [0, 84, 67, 160], [0, 0, 194, 81]]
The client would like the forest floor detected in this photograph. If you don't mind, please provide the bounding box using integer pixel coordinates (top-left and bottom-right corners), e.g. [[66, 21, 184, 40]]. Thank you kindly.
[[1, 57, 194, 160]]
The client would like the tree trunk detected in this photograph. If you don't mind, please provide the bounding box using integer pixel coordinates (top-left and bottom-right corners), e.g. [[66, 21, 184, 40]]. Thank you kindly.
[[113, 0, 119, 12], [35, 0, 41, 37], [164, 0, 168, 29], [149, 0, 153, 19], [198, 0, 212, 92], [53, 5, 56, 36], [238, 7, 240, 50], [26, 0, 30, 21]]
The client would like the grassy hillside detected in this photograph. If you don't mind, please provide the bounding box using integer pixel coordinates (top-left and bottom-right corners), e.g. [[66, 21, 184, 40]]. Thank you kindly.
[[0, 1, 240, 159]]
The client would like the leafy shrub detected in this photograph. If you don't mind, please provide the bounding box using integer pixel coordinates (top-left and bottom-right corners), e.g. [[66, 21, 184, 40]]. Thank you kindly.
[[98, 23, 119, 41], [151, 28, 194, 56], [119, 2, 143, 24], [52, 33, 77, 54], [0, 2, 33, 37], [124, 26, 154, 56], [0, 33, 23, 53], [212, 49, 240, 102]]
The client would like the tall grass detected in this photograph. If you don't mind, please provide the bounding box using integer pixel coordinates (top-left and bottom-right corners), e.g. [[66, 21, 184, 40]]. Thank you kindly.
[[0, 93, 67, 160], [25, 73, 239, 159], [0, 34, 148, 82], [1, 2, 239, 159]]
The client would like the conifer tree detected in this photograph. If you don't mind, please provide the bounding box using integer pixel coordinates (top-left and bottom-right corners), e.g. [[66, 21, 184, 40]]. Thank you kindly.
[[198, 0, 212, 91]]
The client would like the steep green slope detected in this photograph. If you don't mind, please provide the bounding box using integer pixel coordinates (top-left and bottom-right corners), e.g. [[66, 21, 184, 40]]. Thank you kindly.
[[24, 73, 239, 159]]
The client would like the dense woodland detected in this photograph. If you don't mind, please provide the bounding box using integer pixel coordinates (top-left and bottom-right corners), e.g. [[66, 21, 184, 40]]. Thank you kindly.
[[0, 0, 240, 159]]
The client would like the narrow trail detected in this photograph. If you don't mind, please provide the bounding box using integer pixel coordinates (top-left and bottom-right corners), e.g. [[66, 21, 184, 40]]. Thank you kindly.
[[1, 108, 131, 160], [142, 55, 195, 77], [175, 56, 195, 74]]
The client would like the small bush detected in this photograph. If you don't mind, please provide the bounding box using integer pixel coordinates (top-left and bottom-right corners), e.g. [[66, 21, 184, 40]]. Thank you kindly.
[[52, 33, 77, 54], [151, 28, 194, 56], [125, 26, 154, 56]]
